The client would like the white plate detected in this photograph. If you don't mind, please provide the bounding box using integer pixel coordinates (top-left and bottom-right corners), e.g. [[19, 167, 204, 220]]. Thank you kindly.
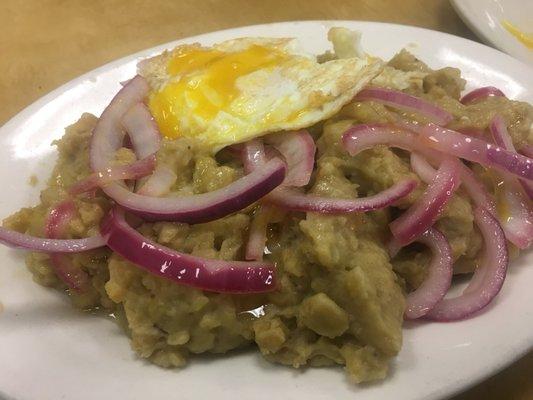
[[0, 21, 532, 400], [451, 0, 533, 65]]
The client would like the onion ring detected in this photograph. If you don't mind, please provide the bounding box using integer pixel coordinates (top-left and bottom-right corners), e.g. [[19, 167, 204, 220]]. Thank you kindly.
[[404, 228, 453, 319], [355, 87, 453, 125], [426, 207, 508, 321], [45, 200, 91, 291], [390, 157, 461, 247], [101, 207, 277, 293], [460, 86, 505, 105]]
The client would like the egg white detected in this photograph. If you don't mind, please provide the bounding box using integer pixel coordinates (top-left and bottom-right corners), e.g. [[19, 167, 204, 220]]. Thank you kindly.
[[139, 33, 383, 152]]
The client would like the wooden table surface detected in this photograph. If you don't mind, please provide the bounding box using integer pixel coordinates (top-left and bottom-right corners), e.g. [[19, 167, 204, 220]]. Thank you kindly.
[[0, 0, 532, 399]]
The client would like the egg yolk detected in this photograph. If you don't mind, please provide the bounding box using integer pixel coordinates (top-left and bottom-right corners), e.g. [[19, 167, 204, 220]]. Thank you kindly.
[[149, 45, 288, 139], [501, 20, 533, 50]]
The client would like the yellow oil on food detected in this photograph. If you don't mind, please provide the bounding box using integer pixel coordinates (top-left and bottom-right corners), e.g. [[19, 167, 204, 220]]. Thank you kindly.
[[149, 45, 288, 139], [501, 20, 533, 49], [491, 174, 512, 223]]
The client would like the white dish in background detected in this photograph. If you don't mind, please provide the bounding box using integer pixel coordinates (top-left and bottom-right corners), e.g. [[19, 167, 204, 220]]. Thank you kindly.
[[451, 0, 533, 65], [0, 20, 532, 400]]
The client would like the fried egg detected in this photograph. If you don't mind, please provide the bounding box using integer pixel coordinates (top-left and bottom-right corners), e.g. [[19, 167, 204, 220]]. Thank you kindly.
[[139, 34, 383, 152]]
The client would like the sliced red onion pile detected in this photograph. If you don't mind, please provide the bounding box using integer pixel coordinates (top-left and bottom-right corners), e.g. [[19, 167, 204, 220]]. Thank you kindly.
[[343, 106, 529, 321], [343, 123, 458, 254], [101, 207, 276, 293], [0, 73, 528, 317], [460, 86, 505, 105], [409, 140, 531, 250], [405, 118, 533, 250], [355, 87, 454, 126], [90, 76, 287, 223], [45, 200, 91, 292], [417, 123, 533, 181]]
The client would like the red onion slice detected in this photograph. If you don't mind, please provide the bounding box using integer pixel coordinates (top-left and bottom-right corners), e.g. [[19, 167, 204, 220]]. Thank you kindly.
[[460, 86, 505, 105], [487, 116, 533, 247], [415, 119, 533, 248], [265, 181, 417, 213], [242, 139, 265, 174], [418, 123, 533, 181], [410, 152, 437, 184], [404, 228, 453, 319], [490, 115, 533, 200], [343, 124, 499, 217], [0, 223, 105, 253], [121, 103, 161, 160], [245, 205, 271, 261], [101, 207, 277, 293], [45, 201, 91, 291], [343, 124, 442, 160], [390, 158, 461, 247], [489, 115, 514, 149], [426, 207, 508, 321], [136, 165, 177, 196], [457, 163, 497, 215], [496, 178, 533, 249], [409, 151, 531, 249], [121, 104, 173, 194], [91, 75, 150, 172], [410, 150, 497, 217], [104, 158, 285, 223], [354, 88, 453, 126], [455, 163, 499, 215], [409, 152, 497, 214], [69, 155, 156, 195], [265, 130, 316, 187]]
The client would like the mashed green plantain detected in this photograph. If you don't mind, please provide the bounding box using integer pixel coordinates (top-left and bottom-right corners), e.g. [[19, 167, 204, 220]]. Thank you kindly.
[[3, 50, 532, 383]]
